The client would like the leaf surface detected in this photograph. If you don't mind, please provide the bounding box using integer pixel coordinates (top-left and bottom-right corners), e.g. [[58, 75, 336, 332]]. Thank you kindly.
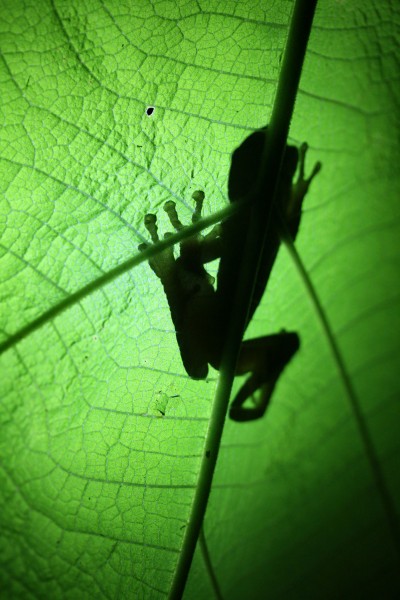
[[0, 1, 399, 599]]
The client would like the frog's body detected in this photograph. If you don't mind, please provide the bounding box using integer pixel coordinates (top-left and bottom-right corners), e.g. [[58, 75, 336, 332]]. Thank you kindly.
[[139, 128, 321, 420]]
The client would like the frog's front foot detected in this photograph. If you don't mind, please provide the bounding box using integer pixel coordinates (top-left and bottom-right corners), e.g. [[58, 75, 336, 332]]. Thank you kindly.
[[138, 191, 212, 280], [284, 143, 321, 234], [163, 190, 205, 230], [293, 143, 322, 203]]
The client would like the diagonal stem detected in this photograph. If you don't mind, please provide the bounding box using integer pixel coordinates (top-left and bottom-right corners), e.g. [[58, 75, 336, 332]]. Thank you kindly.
[[279, 211, 400, 560], [169, 1, 319, 598]]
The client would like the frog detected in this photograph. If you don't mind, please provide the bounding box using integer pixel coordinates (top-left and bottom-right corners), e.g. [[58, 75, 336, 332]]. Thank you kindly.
[[138, 127, 321, 421]]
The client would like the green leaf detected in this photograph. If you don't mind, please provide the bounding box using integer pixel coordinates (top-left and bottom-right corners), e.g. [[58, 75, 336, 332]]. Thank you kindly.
[[1, 1, 399, 599]]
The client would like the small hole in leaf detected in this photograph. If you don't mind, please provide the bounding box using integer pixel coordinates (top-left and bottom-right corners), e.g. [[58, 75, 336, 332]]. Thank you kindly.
[[146, 106, 155, 117]]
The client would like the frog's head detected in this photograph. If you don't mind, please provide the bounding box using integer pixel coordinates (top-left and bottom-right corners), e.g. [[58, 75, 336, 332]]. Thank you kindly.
[[228, 126, 300, 203], [228, 127, 268, 203], [281, 145, 298, 182]]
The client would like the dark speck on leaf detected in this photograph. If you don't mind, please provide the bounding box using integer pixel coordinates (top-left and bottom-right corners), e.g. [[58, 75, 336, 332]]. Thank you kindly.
[[146, 106, 155, 116]]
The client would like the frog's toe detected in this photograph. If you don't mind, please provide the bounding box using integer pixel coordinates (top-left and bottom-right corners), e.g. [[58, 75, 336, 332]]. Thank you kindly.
[[192, 190, 205, 223], [300, 142, 308, 154], [144, 213, 159, 243], [138, 242, 149, 252], [164, 200, 176, 211], [297, 143, 307, 178], [308, 161, 322, 182], [298, 143, 321, 185], [192, 190, 205, 202], [164, 200, 184, 231]]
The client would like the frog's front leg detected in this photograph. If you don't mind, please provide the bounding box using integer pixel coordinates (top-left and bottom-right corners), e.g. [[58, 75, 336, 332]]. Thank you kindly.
[[138, 212, 191, 366], [138, 192, 221, 379], [285, 142, 322, 238]]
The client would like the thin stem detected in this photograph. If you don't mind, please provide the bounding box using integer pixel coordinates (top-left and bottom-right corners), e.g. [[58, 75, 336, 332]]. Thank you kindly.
[[279, 212, 400, 559], [198, 526, 224, 600], [0, 202, 239, 356]]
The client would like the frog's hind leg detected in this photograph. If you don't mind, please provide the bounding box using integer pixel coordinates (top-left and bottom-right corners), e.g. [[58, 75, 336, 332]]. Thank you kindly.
[[229, 332, 299, 421]]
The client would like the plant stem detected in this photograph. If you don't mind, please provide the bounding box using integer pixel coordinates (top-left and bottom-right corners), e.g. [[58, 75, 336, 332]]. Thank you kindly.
[[280, 215, 400, 560], [168, 1, 318, 598]]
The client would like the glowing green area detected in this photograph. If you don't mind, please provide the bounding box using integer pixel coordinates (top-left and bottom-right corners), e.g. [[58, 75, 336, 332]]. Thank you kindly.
[[0, 1, 399, 598]]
